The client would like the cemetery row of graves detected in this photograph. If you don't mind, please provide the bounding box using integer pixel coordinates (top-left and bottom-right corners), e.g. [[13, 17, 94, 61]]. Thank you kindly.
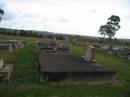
[[36, 39, 116, 83], [0, 35, 130, 97], [0, 37, 130, 83]]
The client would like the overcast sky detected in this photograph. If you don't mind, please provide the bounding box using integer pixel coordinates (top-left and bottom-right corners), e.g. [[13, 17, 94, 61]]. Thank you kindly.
[[0, 0, 130, 38]]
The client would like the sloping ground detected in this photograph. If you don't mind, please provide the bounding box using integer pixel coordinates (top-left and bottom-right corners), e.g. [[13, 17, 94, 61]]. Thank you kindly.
[[0, 35, 130, 97]]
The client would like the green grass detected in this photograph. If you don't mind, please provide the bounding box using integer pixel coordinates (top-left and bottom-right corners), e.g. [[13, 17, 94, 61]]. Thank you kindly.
[[8, 43, 38, 84], [0, 35, 130, 97], [0, 84, 130, 97], [96, 51, 130, 82]]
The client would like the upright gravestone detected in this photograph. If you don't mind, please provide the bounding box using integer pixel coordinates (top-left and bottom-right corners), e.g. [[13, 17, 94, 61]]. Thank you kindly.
[[63, 37, 69, 48], [84, 45, 96, 63], [53, 36, 57, 50], [0, 58, 4, 69]]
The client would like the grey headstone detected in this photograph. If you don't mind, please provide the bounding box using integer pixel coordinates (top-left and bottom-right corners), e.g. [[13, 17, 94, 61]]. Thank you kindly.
[[0, 59, 4, 69], [63, 37, 69, 48], [84, 45, 96, 63]]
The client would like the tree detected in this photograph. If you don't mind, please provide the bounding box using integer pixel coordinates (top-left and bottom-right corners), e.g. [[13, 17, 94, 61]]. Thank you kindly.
[[98, 15, 121, 49], [0, 8, 4, 21]]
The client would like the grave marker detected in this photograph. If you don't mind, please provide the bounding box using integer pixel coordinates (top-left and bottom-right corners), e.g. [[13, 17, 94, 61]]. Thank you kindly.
[[0, 59, 3, 69], [83, 45, 96, 63], [63, 37, 69, 48]]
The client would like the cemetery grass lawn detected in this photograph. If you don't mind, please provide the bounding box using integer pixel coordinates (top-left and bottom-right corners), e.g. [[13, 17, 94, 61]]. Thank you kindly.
[[0, 35, 130, 97]]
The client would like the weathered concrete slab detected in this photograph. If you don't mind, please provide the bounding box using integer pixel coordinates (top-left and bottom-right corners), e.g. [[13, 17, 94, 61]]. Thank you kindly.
[[38, 53, 116, 82]]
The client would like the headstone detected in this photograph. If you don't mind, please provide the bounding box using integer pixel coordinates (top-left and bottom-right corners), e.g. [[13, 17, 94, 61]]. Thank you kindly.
[[84, 45, 96, 63], [0, 59, 4, 69], [63, 37, 69, 48]]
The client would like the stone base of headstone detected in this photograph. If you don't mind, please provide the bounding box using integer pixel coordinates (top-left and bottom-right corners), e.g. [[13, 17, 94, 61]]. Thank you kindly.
[[82, 56, 96, 64]]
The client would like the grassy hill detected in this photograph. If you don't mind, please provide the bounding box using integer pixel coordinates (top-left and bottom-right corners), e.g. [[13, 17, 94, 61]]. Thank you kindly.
[[0, 35, 130, 97]]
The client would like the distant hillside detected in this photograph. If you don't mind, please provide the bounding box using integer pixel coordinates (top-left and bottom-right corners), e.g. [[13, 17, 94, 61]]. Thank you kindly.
[[0, 27, 130, 44]]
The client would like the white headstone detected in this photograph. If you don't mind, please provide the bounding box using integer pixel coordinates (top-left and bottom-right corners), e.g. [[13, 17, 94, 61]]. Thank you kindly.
[[84, 45, 95, 63], [0, 58, 4, 69]]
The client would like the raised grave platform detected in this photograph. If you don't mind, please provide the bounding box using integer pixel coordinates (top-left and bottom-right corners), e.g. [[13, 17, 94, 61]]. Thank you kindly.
[[38, 53, 116, 83]]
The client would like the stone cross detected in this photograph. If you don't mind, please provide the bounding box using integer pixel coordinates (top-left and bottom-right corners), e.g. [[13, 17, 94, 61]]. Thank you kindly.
[[0, 58, 4, 69], [84, 45, 96, 63]]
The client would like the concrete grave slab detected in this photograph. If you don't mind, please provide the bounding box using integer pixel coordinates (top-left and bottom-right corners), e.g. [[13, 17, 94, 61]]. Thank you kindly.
[[38, 53, 116, 83]]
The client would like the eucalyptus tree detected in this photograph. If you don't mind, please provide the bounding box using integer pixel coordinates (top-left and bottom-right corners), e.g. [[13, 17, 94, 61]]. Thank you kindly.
[[99, 15, 121, 49]]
